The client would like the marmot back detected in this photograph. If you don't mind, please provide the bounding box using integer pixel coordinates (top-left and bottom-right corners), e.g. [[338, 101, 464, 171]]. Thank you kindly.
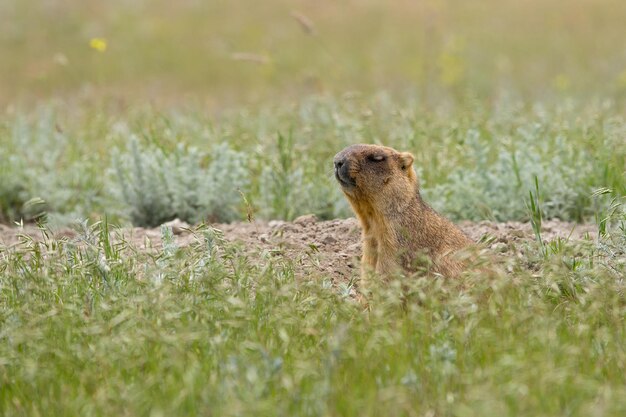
[[333, 144, 472, 278]]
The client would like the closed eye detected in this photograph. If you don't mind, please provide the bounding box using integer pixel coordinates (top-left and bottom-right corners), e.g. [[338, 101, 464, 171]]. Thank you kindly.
[[368, 154, 385, 162]]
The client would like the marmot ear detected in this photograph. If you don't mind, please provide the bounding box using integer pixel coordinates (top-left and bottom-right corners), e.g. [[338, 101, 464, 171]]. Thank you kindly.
[[399, 152, 414, 170]]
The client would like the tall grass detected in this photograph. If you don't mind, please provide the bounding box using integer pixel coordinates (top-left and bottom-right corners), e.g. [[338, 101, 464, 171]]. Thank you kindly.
[[1, 217, 625, 416]]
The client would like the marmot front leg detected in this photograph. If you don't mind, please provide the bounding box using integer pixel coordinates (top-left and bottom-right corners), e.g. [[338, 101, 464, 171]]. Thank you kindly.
[[375, 247, 401, 278], [361, 234, 378, 277]]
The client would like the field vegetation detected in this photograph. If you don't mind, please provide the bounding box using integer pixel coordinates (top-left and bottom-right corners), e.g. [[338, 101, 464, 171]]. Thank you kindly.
[[1, 0, 625, 416]]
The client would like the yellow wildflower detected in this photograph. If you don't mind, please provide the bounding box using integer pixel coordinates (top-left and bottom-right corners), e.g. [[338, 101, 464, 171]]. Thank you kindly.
[[552, 74, 570, 91], [89, 38, 107, 52]]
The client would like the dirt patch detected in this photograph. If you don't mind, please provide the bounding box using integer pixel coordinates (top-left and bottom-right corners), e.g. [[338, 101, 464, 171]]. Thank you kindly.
[[1, 216, 597, 282]]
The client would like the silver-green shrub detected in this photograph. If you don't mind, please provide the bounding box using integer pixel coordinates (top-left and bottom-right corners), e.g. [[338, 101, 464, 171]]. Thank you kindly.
[[1, 99, 623, 226], [111, 137, 249, 227], [0, 154, 29, 223], [0, 109, 103, 224], [424, 123, 603, 222]]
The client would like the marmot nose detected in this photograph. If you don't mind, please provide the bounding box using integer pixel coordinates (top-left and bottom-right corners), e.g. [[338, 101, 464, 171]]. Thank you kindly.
[[334, 158, 346, 169]]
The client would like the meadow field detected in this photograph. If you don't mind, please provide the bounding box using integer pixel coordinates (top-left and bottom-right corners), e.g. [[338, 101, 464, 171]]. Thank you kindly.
[[1, 0, 626, 416]]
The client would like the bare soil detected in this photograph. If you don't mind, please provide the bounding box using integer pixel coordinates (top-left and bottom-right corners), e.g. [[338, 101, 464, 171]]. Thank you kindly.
[[0, 216, 597, 282]]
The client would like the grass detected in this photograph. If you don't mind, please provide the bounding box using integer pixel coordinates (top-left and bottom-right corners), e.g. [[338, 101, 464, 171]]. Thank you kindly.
[[1, 216, 625, 416], [2, 0, 626, 415]]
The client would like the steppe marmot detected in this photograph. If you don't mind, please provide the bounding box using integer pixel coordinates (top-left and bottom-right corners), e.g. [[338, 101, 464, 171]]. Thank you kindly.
[[334, 144, 472, 278]]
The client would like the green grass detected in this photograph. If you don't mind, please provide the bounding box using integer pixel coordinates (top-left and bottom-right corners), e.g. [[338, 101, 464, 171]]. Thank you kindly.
[[1, 218, 625, 416]]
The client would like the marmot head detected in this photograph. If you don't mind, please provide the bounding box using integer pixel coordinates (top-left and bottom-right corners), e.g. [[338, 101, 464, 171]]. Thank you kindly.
[[333, 144, 417, 204]]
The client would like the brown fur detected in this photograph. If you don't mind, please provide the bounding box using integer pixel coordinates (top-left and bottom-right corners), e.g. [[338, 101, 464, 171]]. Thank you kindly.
[[334, 144, 472, 278]]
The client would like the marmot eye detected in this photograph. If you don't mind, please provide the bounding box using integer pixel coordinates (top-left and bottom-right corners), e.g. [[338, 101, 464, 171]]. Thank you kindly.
[[368, 154, 385, 162]]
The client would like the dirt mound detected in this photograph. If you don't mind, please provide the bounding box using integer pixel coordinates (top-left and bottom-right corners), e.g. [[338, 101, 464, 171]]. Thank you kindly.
[[1, 216, 597, 282]]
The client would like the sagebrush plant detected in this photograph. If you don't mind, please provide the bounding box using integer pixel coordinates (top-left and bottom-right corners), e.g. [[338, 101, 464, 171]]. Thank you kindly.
[[424, 121, 604, 222], [110, 137, 249, 227], [0, 109, 104, 225], [0, 98, 624, 225], [0, 154, 28, 223]]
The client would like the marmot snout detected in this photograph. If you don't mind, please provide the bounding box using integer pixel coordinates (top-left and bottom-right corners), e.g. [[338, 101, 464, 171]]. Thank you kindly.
[[334, 144, 472, 278]]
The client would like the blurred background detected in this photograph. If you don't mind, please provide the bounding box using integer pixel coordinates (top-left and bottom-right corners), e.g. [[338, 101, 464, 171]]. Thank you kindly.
[[2, 0, 626, 107], [0, 0, 625, 227]]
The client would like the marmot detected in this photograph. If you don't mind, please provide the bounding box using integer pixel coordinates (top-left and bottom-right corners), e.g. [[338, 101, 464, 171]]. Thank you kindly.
[[334, 144, 472, 278]]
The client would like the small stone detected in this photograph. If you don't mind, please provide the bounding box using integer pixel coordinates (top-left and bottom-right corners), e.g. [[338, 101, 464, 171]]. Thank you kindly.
[[347, 243, 362, 254], [293, 214, 318, 226], [278, 224, 297, 233], [490, 242, 508, 253], [322, 235, 337, 245], [55, 229, 78, 239], [268, 220, 286, 228], [162, 218, 190, 235], [259, 234, 269, 243], [509, 230, 526, 238]]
